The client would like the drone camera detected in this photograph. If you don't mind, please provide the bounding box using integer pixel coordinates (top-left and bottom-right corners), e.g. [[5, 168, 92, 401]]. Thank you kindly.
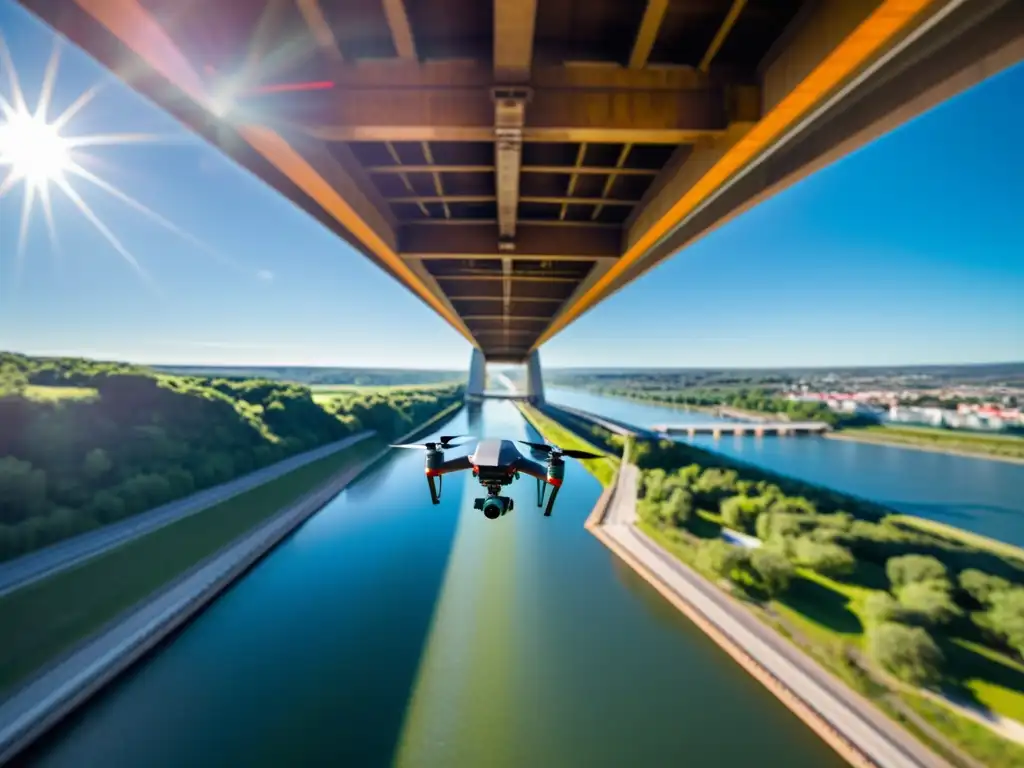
[[475, 496, 514, 519]]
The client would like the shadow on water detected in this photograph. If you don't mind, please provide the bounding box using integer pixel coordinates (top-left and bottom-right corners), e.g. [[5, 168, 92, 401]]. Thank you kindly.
[[19, 409, 473, 768]]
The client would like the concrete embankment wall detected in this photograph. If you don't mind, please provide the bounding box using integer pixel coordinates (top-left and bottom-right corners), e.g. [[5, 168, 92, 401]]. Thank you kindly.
[[0, 403, 463, 764], [590, 526, 878, 768]]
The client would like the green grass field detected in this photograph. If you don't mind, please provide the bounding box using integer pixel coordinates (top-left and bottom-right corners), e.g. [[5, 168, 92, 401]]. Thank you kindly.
[[888, 515, 1024, 563], [840, 424, 1024, 461], [23, 385, 99, 402], [0, 435, 383, 696], [310, 382, 461, 405], [515, 404, 619, 487]]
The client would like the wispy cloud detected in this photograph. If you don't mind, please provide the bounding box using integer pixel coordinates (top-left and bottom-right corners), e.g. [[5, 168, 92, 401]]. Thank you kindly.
[[180, 340, 284, 350], [256, 269, 274, 282]]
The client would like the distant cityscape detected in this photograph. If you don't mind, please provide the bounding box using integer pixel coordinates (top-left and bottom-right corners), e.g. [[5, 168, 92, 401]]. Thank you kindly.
[[787, 389, 1022, 430], [547, 363, 1024, 433]]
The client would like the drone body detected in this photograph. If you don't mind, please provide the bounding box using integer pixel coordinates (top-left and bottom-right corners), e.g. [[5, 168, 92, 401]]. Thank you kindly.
[[390, 435, 601, 518]]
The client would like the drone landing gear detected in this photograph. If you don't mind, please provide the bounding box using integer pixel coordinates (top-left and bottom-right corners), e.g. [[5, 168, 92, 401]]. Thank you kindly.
[[427, 474, 441, 505], [535, 477, 560, 517]]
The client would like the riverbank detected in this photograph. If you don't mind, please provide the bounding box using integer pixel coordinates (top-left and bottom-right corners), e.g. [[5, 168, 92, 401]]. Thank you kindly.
[[0, 403, 463, 763], [825, 429, 1024, 466], [517, 404, 933, 767]]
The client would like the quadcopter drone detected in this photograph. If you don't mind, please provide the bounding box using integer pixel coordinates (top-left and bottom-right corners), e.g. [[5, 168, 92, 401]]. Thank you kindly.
[[390, 435, 602, 519]]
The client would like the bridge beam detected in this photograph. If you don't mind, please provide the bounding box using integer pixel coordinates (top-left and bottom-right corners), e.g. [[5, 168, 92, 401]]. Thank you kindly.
[[525, 350, 545, 404], [287, 65, 732, 144], [468, 348, 486, 398], [399, 223, 620, 261], [382, 0, 418, 61], [494, 0, 538, 84]]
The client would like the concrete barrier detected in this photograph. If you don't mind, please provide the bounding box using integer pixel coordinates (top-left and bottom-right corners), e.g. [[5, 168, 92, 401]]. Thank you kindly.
[[0, 403, 463, 764], [590, 525, 882, 768]]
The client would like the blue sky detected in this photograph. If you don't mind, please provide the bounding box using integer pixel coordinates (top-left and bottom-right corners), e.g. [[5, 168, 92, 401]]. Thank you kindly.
[[1, 3, 1021, 371]]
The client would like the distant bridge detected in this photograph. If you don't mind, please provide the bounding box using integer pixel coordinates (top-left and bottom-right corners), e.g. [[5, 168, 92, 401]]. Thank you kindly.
[[467, 393, 535, 402], [653, 422, 831, 438]]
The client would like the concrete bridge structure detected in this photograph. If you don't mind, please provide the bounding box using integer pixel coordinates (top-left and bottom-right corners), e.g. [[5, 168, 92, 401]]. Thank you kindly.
[[18, 0, 1023, 394], [653, 421, 832, 438]]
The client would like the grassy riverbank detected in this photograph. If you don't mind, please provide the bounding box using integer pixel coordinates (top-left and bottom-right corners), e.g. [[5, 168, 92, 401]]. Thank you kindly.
[[0, 436, 384, 697], [515, 403, 619, 487], [829, 425, 1024, 464]]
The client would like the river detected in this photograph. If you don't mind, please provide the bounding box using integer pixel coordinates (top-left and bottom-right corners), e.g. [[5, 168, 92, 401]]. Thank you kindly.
[[548, 387, 1024, 547], [19, 400, 841, 767]]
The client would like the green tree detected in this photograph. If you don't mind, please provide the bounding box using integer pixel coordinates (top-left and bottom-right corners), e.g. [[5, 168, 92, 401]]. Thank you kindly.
[[696, 539, 747, 582], [0, 457, 48, 525], [864, 592, 906, 625], [750, 549, 795, 597], [896, 581, 961, 626], [868, 622, 944, 686], [792, 537, 855, 578], [987, 589, 1024, 655], [886, 555, 948, 589], [660, 488, 693, 526], [959, 569, 1011, 607], [721, 495, 769, 533], [82, 448, 113, 480]]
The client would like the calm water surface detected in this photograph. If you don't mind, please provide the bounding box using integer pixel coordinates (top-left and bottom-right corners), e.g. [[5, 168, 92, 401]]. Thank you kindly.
[[21, 401, 841, 767], [549, 387, 1024, 546]]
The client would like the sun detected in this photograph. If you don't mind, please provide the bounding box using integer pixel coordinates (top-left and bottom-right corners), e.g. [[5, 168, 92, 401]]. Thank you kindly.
[[1, 35, 259, 287], [0, 107, 72, 187]]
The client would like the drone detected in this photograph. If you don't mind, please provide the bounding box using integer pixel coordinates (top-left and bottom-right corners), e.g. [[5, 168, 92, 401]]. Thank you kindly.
[[390, 435, 602, 519]]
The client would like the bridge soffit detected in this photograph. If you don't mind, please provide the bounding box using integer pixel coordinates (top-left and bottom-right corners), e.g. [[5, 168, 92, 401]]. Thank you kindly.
[[23, 0, 984, 359]]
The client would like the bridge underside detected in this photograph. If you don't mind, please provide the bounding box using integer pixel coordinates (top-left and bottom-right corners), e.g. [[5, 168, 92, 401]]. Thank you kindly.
[[20, 1, 1022, 360]]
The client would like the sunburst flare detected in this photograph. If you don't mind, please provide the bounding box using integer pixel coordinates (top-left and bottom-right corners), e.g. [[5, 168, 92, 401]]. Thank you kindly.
[[0, 36, 253, 289]]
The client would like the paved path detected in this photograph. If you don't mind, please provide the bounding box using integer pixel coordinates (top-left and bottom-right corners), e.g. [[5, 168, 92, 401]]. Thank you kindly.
[[601, 522, 945, 768], [0, 432, 375, 598], [605, 462, 638, 526]]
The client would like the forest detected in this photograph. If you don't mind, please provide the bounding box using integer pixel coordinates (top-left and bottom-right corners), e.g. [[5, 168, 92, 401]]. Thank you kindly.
[[0, 352, 463, 561]]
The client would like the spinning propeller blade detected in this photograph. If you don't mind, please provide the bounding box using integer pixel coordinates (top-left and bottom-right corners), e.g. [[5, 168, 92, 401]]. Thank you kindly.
[[517, 440, 603, 460], [390, 434, 473, 450]]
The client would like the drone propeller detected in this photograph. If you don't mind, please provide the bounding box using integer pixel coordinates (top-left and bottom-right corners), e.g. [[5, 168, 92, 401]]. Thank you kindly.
[[390, 434, 472, 451], [518, 440, 603, 460]]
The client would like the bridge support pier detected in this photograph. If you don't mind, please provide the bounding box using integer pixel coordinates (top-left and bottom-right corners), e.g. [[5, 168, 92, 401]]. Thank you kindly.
[[467, 348, 486, 399], [525, 350, 545, 404]]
